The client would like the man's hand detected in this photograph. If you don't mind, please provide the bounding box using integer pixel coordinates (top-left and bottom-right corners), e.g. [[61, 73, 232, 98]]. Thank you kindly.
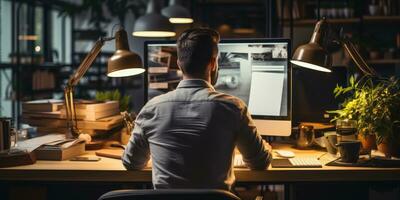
[[263, 140, 272, 152]]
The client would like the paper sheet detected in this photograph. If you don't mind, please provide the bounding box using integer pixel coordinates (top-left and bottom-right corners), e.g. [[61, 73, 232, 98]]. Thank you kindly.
[[248, 71, 285, 116], [16, 134, 66, 152]]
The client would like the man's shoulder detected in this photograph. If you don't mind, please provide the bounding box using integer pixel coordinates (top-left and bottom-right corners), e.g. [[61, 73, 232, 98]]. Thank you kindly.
[[209, 91, 247, 112], [142, 89, 247, 112], [144, 91, 176, 108]]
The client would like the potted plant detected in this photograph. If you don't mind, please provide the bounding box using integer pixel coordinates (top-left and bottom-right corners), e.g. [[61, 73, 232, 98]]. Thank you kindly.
[[329, 76, 400, 157]]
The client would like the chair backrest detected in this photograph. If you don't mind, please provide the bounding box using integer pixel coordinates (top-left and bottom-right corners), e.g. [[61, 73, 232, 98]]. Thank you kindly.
[[98, 189, 241, 200]]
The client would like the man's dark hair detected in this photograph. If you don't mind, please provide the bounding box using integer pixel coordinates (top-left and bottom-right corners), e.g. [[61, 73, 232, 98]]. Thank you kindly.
[[177, 28, 220, 77]]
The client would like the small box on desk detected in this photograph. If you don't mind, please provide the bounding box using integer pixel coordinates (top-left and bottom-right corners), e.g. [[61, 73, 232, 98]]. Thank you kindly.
[[0, 149, 36, 168], [34, 139, 85, 161]]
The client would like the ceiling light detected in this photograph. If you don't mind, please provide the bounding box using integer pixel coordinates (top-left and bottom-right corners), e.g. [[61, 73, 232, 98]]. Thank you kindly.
[[133, 0, 175, 37]]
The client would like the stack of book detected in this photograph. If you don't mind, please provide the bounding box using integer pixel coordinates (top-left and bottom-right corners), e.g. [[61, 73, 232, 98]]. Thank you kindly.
[[22, 100, 123, 136]]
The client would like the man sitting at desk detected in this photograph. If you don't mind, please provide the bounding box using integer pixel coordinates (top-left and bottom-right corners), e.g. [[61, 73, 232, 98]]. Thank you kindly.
[[122, 28, 272, 191]]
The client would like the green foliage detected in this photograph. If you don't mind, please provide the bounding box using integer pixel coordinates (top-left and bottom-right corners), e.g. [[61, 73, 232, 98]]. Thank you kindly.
[[328, 76, 400, 144], [95, 90, 131, 112]]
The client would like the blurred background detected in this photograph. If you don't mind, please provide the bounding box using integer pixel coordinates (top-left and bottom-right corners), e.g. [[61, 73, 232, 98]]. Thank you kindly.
[[0, 0, 399, 127]]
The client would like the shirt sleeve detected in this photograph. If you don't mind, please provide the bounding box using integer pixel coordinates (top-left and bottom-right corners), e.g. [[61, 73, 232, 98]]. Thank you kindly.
[[122, 113, 150, 170], [236, 106, 272, 170]]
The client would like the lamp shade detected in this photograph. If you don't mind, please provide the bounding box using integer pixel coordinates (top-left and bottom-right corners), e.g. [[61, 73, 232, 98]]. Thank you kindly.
[[290, 18, 332, 73], [291, 43, 332, 73], [162, 0, 193, 24], [133, 0, 175, 37], [107, 29, 144, 77]]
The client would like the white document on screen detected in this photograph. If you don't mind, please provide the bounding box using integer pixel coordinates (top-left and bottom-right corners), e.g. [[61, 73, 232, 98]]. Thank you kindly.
[[248, 69, 284, 116]]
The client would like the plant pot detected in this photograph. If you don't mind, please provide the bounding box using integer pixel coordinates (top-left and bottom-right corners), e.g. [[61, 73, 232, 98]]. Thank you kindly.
[[369, 50, 381, 60], [358, 134, 377, 153], [328, 8, 337, 18], [319, 8, 327, 18], [343, 8, 354, 18], [377, 138, 400, 158], [368, 5, 380, 16], [378, 140, 392, 158]]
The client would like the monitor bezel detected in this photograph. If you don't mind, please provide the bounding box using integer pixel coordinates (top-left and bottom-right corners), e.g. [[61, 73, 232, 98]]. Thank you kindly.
[[144, 38, 292, 121]]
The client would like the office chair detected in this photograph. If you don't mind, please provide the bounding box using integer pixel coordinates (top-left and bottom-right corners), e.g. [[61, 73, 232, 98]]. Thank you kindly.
[[98, 189, 241, 200]]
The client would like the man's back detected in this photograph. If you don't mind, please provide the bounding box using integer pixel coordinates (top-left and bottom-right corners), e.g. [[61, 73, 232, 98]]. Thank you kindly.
[[123, 79, 271, 190]]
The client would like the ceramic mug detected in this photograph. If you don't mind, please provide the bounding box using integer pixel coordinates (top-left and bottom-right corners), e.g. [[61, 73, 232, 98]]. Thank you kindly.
[[336, 140, 361, 163], [322, 132, 338, 156]]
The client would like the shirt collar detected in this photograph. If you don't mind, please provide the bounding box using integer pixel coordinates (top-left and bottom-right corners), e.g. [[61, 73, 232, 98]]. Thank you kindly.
[[177, 79, 215, 90]]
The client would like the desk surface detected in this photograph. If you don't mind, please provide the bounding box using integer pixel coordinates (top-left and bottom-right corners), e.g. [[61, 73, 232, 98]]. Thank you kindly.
[[1, 144, 400, 183]]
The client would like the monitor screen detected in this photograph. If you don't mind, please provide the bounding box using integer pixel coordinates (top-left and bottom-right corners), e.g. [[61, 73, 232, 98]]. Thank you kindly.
[[215, 41, 290, 119], [145, 39, 291, 121]]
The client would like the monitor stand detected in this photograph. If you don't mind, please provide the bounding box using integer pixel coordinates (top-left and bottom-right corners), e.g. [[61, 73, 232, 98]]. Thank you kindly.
[[253, 119, 292, 136]]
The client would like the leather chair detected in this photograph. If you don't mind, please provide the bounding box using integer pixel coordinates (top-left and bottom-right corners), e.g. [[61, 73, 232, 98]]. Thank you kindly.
[[98, 189, 241, 200]]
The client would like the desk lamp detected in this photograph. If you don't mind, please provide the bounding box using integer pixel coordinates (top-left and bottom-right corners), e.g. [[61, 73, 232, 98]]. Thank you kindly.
[[65, 27, 144, 142], [290, 18, 378, 77]]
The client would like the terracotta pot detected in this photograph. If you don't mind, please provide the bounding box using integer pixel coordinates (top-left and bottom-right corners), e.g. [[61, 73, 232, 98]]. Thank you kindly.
[[358, 134, 377, 152], [377, 140, 391, 158], [377, 138, 400, 158]]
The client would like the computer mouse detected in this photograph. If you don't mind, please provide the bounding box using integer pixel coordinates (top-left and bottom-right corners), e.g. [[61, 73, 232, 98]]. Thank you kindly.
[[275, 150, 295, 158]]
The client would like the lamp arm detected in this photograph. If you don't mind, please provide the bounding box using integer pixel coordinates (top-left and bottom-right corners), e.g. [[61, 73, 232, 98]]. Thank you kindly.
[[68, 37, 114, 86], [64, 36, 114, 138], [341, 39, 379, 77]]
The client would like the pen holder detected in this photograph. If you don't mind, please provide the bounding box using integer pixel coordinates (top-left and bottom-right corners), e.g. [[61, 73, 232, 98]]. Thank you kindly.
[[0, 118, 17, 151]]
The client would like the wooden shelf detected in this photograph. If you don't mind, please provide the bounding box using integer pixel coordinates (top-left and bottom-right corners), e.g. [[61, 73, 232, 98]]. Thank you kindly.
[[367, 59, 400, 65], [282, 18, 360, 26], [282, 16, 400, 26], [149, 80, 180, 90], [363, 16, 400, 22], [0, 63, 71, 69]]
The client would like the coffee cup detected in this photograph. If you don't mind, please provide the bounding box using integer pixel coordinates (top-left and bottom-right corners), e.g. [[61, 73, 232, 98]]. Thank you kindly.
[[322, 132, 338, 156], [336, 140, 361, 163]]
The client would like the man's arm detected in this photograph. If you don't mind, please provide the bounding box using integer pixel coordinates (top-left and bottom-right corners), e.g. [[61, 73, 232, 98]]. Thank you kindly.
[[236, 107, 272, 170], [122, 120, 150, 170]]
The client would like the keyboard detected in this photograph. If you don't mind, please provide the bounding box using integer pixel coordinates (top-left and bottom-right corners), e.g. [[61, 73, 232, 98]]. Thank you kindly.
[[289, 158, 322, 167], [272, 157, 322, 168], [235, 154, 323, 168]]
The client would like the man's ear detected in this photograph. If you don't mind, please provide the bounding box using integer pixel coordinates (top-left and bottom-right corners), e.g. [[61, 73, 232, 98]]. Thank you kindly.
[[177, 59, 184, 72], [210, 57, 218, 71]]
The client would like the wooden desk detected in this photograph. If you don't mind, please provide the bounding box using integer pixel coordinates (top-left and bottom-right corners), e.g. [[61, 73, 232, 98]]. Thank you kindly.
[[1, 144, 400, 183]]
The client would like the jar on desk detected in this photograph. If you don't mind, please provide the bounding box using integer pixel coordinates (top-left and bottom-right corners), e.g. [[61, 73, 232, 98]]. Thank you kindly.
[[336, 119, 358, 143], [296, 124, 315, 149]]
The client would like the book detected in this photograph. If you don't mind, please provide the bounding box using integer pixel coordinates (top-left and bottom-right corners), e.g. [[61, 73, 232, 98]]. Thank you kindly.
[[0, 149, 36, 168], [60, 106, 119, 121], [95, 149, 123, 160], [34, 139, 86, 161], [22, 99, 63, 112], [22, 114, 123, 130], [62, 101, 119, 112], [36, 127, 109, 136], [22, 111, 63, 119]]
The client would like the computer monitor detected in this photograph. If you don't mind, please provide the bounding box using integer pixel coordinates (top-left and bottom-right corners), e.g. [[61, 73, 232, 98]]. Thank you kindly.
[[144, 39, 292, 136]]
